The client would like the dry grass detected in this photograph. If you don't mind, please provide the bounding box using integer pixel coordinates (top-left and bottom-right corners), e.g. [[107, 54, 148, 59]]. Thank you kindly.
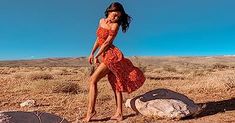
[[27, 71, 54, 81], [163, 65, 177, 73], [0, 67, 16, 74], [212, 63, 229, 70], [51, 81, 81, 94], [0, 56, 235, 122], [10, 80, 85, 97]]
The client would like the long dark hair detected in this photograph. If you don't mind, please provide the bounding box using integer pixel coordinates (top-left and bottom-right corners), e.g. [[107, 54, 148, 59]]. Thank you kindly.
[[105, 2, 132, 33]]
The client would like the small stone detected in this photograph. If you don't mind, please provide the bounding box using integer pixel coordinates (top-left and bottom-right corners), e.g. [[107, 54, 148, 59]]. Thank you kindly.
[[20, 100, 36, 107]]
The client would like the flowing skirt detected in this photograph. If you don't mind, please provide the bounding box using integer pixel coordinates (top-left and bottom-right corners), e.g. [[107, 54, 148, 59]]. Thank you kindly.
[[101, 45, 146, 94]]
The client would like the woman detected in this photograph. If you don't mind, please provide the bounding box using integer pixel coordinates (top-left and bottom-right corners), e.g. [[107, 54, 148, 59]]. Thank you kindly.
[[82, 2, 146, 122]]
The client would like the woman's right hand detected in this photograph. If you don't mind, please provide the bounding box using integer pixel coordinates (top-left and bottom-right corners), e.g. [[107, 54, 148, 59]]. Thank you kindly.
[[88, 54, 94, 65]]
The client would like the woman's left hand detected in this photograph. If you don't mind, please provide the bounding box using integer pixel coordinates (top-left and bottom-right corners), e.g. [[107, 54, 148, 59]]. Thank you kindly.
[[94, 57, 100, 66]]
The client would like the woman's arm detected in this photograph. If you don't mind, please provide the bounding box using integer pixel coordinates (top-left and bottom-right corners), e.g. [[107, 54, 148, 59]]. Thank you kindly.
[[88, 37, 100, 65], [94, 24, 119, 58], [90, 18, 104, 56], [90, 37, 100, 56]]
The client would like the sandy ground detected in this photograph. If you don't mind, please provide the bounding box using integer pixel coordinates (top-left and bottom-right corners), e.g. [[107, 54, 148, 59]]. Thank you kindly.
[[0, 56, 235, 123]]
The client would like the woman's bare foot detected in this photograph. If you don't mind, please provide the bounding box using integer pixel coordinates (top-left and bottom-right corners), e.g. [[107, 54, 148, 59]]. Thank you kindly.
[[110, 113, 123, 121], [82, 110, 97, 122]]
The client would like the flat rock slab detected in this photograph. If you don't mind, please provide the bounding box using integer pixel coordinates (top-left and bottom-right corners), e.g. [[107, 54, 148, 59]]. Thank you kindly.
[[125, 88, 203, 120], [0, 111, 69, 123]]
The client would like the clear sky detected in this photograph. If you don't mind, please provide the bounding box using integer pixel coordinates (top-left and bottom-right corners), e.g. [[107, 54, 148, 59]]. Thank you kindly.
[[0, 0, 235, 60]]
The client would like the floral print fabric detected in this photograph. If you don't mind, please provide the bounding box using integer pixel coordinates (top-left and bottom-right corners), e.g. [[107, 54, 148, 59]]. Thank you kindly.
[[96, 26, 146, 93]]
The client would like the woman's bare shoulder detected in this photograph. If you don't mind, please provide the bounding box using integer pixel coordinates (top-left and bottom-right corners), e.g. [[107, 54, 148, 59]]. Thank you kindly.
[[110, 23, 119, 31], [99, 18, 105, 24]]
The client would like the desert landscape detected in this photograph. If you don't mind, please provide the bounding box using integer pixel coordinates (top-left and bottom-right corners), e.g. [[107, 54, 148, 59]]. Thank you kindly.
[[0, 56, 235, 123]]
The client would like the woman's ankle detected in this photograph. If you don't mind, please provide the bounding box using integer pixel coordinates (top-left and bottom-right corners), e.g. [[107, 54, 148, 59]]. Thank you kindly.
[[114, 111, 122, 116], [87, 110, 96, 114]]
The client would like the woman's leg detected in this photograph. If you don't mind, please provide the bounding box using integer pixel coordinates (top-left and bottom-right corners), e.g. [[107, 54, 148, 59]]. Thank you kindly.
[[112, 90, 123, 121], [109, 81, 123, 121], [109, 75, 118, 111], [83, 63, 110, 122]]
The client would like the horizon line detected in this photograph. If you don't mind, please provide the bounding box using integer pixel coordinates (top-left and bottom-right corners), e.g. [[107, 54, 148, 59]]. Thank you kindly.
[[1, 54, 235, 62]]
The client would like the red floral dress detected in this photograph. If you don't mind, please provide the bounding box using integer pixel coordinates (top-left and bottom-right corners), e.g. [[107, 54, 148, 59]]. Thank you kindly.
[[96, 26, 146, 94]]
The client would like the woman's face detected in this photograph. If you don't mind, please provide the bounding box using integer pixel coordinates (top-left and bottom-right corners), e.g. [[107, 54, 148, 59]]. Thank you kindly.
[[108, 11, 121, 23]]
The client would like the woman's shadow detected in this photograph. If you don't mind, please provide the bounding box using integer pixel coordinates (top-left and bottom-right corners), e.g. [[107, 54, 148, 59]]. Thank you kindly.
[[91, 113, 137, 122]]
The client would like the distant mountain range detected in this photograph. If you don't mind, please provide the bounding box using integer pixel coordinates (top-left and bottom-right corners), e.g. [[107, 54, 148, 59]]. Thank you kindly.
[[0, 56, 235, 67]]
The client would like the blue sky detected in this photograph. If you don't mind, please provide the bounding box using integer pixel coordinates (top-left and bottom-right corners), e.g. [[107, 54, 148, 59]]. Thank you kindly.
[[0, 0, 235, 60]]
